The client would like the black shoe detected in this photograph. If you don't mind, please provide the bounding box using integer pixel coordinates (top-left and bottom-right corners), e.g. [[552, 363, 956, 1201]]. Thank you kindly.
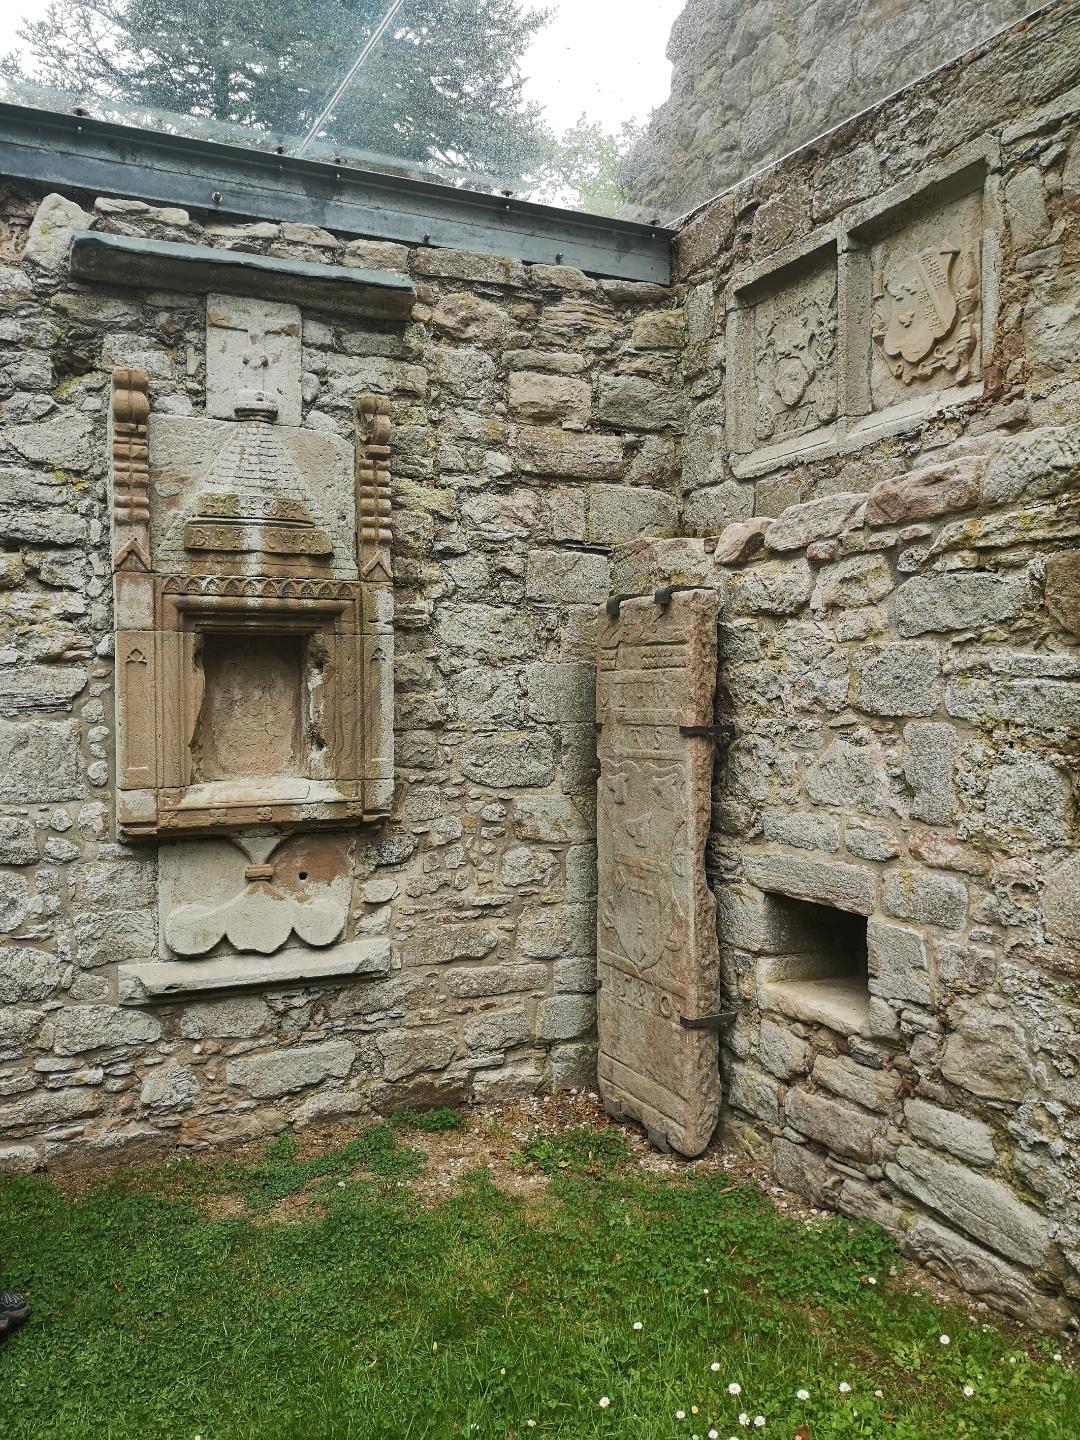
[[0, 1291, 30, 1338]]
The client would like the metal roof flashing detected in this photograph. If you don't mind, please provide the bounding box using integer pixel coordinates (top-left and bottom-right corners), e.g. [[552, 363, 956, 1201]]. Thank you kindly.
[[0, 101, 673, 285]]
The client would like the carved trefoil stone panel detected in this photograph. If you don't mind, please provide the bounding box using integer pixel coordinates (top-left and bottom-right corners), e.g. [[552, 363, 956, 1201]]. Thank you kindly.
[[109, 296, 396, 840], [595, 590, 722, 1158]]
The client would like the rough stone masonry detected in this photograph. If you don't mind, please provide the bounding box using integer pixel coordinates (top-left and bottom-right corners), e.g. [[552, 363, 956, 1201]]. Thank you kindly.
[[0, 0, 1077, 1336]]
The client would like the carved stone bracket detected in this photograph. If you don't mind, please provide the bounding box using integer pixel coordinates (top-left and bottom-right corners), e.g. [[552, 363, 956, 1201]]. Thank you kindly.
[[357, 395, 393, 585], [111, 367, 152, 573]]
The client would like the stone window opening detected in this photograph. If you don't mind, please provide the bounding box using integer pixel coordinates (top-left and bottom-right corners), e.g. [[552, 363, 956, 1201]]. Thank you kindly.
[[756, 894, 870, 1036]]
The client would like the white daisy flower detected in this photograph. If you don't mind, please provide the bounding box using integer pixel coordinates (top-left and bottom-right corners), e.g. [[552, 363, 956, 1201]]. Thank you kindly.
[[709, 1431, 719, 1439], [796, 1389, 810, 1402], [710, 1362, 721, 1372], [939, 1335, 950, 1346], [632, 1322, 643, 1331], [727, 1383, 741, 1396], [738, 1414, 750, 1428], [874, 1390, 883, 1399], [838, 1382, 851, 1394], [962, 1386, 974, 1398], [598, 1396, 610, 1409], [676, 1412, 686, 1421], [753, 1419, 766, 1430]]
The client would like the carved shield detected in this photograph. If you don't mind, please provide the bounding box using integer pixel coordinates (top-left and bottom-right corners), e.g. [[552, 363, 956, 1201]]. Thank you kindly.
[[880, 245, 960, 366], [595, 590, 722, 1158]]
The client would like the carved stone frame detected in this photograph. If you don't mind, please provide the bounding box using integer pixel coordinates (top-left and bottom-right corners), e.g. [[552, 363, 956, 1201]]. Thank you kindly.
[[111, 369, 395, 838]]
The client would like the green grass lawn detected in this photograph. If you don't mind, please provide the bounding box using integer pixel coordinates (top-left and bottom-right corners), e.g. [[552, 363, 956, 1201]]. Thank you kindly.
[[0, 1113, 1075, 1439]]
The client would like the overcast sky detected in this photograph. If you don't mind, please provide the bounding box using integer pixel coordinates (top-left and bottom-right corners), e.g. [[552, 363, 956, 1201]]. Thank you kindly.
[[0, 0, 684, 136]]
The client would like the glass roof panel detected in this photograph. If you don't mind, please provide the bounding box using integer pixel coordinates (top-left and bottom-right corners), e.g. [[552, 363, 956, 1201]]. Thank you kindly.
[[0, 0, 685, 222]]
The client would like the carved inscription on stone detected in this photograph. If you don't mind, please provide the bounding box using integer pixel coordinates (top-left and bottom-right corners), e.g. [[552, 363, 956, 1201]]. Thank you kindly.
[[206, 294, 302, 426], [595, 589, 721, 1158], [871, 190, 982, 408], [753, 262, 838, 445]]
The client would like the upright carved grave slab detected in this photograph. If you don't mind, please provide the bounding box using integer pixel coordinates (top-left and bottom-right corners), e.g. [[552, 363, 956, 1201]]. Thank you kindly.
[[595, 590, 722, 1158]]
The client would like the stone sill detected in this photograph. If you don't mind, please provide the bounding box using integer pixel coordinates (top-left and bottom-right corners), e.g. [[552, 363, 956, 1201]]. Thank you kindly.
[[730, 380, 984, 482], [760, 976, 870, 1037], [118, 939, 391, 1005], [69, 231, 415, 320]]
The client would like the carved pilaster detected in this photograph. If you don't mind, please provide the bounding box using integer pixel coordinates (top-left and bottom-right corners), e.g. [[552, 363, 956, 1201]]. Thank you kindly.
[[111, 367, 152, 573], [356, 395, 393, 585]]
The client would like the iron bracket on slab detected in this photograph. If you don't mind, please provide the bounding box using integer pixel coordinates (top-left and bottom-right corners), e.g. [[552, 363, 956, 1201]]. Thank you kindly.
[[678, 723, 736, 747], [606, 584, 713, 619], [680, 1011, 737, 1030]]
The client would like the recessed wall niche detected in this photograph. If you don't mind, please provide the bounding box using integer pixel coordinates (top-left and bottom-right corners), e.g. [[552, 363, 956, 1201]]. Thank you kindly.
[[756, 893, 870, 1035]]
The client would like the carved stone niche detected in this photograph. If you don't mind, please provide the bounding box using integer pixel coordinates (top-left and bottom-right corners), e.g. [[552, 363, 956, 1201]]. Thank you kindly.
[[110, 295, 395, 842]]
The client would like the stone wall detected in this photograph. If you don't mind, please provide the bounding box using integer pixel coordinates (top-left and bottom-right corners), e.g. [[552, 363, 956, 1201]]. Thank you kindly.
[[611, 0, 1078, 1329], [628, 0, 1037, 219], [0, 186, 684, 1173]]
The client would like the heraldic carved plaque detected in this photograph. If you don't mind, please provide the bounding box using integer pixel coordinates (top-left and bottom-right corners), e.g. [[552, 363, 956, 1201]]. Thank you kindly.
[[870, 189, 982, 409], [595, 590, 722, 1158]]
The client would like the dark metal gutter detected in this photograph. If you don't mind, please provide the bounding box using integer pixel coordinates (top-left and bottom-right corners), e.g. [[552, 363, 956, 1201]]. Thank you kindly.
[[0, 102, 673, 284]]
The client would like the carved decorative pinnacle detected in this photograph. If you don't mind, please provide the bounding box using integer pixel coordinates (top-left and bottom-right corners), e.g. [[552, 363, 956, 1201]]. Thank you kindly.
[[110, 366, 152, 572], [357, 394, 393, 585]]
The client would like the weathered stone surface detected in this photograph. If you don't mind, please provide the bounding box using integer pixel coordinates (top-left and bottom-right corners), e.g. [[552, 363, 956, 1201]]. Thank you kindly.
[[509, 372, 591, 425], [813, 1053, 899, 1112], [459, 733, 556, 788], [904, 1098, 995, 1166], [813, 554, 893, 610], [0, 947, 64, 1004], [536, 994, 596, 1042], [0, 1086, 102, 1131], [180, 997, 274, 1040], [227, 1041, 356, 1098], [785, 1086, 878, 1161], [514, 427, 624, 478], [685, 483, 755, 535], [882, 869, 966, 930], [941, 1003, 1032, 1102], [1044, 550, 1080, 635], [867, 920, 930, 1006], [851, 642, 941, 716], [0, 818, 37, 866], [0, 721, 82, 803], [945, 676, 1080, 732], [53, 1006, 162, 1055], [463, 1007, 531, 1053], [24, 193, 90, 270], [903, 721, 957, 825], [1042, 853, 1080, 944], [141, 1065, 200, 1112], [376, 1030, 457, 1082], [866, 462, 980, 526], [432, 292, 508, 344], [206, 294, 302, 425], [758, 1018, 811, 1079], [745, 851, 875, 915], [761, 810, 840, 852], [596, 590, 720, 1157], [595, 375, 686, 431], [889, 572, 1030, 637], [982, 427, 1080, 504], [586, 484, 678, 544], [766, 493, 865, 552], [905, 1218, 1072, 1330], [984, 753, 1073, 845], [805, 739, 890, 816], [525, 549, 610, 604], [727, 559, 813, 615], [714, 516, 770, 563], [887, 1145, 1049, 1269]]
